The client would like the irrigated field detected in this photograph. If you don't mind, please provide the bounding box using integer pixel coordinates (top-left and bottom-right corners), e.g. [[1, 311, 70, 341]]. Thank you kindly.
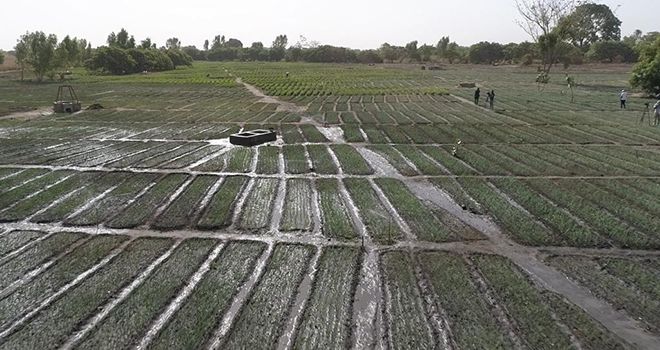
[[0, 62, 658, 349]]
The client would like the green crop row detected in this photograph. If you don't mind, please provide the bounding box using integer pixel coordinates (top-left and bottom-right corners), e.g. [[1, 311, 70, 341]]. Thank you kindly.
[[0, 235, 127, 331], [294, 246, 361, 349], [330, 144, 373, 175], [375, 178, 452, 242], [149, 241, 266, 350], [221, 244, 314, 349]]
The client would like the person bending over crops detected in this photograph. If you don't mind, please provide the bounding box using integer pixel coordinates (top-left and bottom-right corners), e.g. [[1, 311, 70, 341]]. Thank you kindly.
[[620, 90, 628, 109], [474, 88, 480, 105]]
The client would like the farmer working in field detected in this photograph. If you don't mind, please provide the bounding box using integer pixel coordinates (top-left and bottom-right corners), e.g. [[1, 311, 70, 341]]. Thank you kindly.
[[487, 90, 495, 109], [474, 88, 481, 105], [654, 100, 660, 126], [620, 89, 628, 109]]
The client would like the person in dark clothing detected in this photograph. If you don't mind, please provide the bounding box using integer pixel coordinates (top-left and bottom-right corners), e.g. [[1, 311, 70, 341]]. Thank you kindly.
[[474, 88, 481, 105], [487, 90, 495, 109]]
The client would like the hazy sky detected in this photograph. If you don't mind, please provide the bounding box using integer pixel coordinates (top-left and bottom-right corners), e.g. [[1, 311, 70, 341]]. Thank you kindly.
[[2, 0, 658, 51]]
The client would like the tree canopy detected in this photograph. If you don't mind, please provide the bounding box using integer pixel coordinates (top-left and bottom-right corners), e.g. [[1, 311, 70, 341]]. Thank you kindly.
[[631, 36, 660, 94], [559, 3, 622, 50]]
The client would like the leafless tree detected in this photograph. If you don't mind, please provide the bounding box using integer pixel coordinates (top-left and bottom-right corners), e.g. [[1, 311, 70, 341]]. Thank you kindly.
[[515, 0, 578, 88], [515, 0, 577, 40]]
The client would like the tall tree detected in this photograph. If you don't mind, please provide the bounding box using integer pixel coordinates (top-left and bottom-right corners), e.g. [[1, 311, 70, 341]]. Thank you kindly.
[[437, 37, 450, 54], [14, 39, 28, 81], [405, 41, 420, 61], [271, 35, 288, 61], [559, 3, 622, 50], [515, 0, 576, 40], [203, 39, 209, 51], [108, 28, 135, 49], [0, 51, 4, 65], [211, 35, 226, 50], [17, 31, 58, 82], [272, 35, 288, 49], [166, 37, 181, 49], [225, 38, 243, 48], [515, 0, 576, 85], [140, 38, 154, 50]]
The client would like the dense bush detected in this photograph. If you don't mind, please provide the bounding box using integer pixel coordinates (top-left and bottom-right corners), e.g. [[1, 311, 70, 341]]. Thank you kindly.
[[166, 49, 193, 67], [85, 46, 136, 75], [468, 42, 505, 64], [86, 46, 180, 74], [631, 37, 660, 94], [586, 41, 637, 63]]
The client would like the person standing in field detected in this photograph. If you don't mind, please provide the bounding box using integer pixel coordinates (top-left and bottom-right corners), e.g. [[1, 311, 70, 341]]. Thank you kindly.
[[488, 90, 495, 109], [474, 88, 481, 105], [620, 89, 628, 109], [654, 100, 660, 126]]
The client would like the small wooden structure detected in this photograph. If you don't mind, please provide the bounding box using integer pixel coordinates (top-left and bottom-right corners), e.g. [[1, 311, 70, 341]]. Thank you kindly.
[[53, 85, 81, 113]]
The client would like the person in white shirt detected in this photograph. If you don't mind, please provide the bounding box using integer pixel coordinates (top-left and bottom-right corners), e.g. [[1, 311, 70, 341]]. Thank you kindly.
[[620, 89, 628, 109], [654, 100, 660, 126]]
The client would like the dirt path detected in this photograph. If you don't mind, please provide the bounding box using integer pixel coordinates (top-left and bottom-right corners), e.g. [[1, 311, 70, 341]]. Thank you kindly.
[[0, 107, 53, 121], [235, 78, 307, 114]]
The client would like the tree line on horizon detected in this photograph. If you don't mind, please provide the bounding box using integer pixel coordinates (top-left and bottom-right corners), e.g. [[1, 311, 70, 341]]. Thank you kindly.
[[3, 1, 659, 93]]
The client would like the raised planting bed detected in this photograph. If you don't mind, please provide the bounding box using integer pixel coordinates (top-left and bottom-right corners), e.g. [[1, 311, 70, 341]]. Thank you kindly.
[[283, 145, 310, 174], [0, 170, 73, 210], [394, 145, 447, 175], [299, 125, 329, 143], [490, 178, 604, 248], [0, 237, 174, 350], [280, 179, 313, 232], [306, 144, 339, 175], [316, 179, 357, 240], [151, 175, 219, 231], [366, 145, 419, 176], [0, 172, 100, 222], [380, 251, 436, 349], [158, 145, 224, 169], [149, 241, 266, 350], [65, 173, 159, 226], [225, 147, 256, 173], [255, 146, 281, 174], [330, 144, 373, 175], [133, 144, 205, 169], [106, 174, 189, 229], [0, 232, 85, 290], [0, 168, 51, 195], [75, 239, 217, 350], [456, 178, 557, 247], [238, 178, 279, 232], [0, 231, 44, 258], [344, 178, 402, 244], [0, 234, 128, 330], [472, 254, 574, 350], [374, 178, 452, 242], [340, 125, 365, 143], [197, 176, 248, 230], [418, 251, 512, 349], [31, 172, 132, 224], [221, 244, 314, 349], [293, 246, 361, 349]]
